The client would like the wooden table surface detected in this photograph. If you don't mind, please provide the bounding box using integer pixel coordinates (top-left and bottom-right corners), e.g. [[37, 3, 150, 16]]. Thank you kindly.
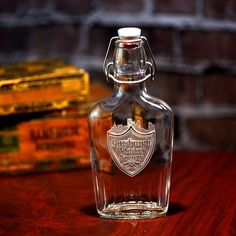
[[0, 152, 235, 236]]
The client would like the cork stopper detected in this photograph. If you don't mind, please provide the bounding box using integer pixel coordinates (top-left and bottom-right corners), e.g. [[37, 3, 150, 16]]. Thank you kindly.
[[118, 27, 141, 39]]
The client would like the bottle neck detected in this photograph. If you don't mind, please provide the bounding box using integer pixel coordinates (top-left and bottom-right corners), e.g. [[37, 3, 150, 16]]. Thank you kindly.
[[113, 39, 147, 83], [114, 80, 147, 95]]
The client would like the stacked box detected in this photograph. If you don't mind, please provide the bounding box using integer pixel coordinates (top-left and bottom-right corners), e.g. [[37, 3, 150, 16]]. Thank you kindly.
[[0, 59, 91, 174]]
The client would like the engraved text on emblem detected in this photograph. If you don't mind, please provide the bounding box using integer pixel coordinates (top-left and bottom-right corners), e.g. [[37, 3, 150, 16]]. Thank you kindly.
[[107, 119, 156, 177]]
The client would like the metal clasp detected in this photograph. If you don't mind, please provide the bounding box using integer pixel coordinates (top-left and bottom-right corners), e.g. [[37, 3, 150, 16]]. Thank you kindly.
[[103, 36, 118, 81], [103, 35, 156, 84]]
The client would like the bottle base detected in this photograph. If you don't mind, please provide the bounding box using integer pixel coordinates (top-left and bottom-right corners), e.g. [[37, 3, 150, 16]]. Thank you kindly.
[[97, 201, 167, 220]]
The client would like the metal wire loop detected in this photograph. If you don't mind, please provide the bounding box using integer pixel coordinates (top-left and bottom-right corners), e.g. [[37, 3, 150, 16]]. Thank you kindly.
[[104, 35, 156, 83]]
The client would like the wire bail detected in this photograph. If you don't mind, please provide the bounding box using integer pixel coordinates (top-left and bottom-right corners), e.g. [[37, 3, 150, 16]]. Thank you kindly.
[[103, 35, 156, 84]]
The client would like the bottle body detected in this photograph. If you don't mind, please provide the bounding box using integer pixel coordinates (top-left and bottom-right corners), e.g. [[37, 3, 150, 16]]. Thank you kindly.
[[88, 27, 174, 219], [89, 83, 173, 219]]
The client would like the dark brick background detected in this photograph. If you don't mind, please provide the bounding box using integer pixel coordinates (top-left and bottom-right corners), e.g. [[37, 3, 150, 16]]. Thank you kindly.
[[153, 0, 196, 14], [181, 31, 236, 62], [0, 0, 235, 150], [204, 0, 236, 19]]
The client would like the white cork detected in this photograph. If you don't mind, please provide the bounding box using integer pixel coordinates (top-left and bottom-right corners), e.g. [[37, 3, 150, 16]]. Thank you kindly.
[[118, 27, 141, 39]]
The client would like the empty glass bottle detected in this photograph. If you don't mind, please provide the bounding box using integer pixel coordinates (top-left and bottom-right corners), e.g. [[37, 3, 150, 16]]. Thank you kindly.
[[88, 27, 174, 219]]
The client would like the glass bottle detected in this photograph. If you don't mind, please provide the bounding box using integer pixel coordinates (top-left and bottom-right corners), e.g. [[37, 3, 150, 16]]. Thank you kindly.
[[88, 27, 174, 219]]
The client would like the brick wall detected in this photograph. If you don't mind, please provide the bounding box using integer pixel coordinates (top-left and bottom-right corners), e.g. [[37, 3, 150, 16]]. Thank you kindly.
[[0, 0, 235, 150]]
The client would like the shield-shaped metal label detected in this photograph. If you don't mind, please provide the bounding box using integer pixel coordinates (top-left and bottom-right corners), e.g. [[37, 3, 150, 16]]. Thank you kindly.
[[107, 118, 156, 177]]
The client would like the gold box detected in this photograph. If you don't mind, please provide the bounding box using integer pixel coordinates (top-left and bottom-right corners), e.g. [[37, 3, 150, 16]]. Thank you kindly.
[[0, 59, 91, 174]]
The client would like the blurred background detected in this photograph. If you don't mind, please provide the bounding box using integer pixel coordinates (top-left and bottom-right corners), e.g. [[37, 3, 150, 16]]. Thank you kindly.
[[0, 0, 235, 151]]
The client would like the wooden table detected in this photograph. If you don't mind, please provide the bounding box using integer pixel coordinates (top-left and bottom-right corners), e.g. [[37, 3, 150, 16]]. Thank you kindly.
[[0, 152, 235, 236]]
